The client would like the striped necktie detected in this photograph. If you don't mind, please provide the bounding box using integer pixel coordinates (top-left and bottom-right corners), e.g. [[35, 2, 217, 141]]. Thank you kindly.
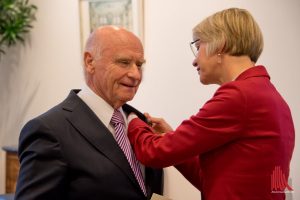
[[110, 109, 146, 195]]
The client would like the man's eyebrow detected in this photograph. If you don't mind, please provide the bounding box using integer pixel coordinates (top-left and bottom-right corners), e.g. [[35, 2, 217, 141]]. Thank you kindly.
[[139, 59, 146, 64], [114, 55, 146, 63]]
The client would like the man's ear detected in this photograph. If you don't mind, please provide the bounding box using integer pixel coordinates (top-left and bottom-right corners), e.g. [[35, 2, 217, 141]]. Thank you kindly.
[[84, 52, 95, 73]]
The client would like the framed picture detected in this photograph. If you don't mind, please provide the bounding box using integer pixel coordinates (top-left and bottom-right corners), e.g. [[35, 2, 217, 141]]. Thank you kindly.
[[79, 0, 144, 50]]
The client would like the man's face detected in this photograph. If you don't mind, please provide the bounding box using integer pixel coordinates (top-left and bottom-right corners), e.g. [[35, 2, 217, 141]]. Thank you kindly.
[[90, 39, 145, 108]]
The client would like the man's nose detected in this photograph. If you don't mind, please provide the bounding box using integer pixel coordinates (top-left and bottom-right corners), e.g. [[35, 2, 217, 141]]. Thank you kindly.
[[128, 65, 142, 80]]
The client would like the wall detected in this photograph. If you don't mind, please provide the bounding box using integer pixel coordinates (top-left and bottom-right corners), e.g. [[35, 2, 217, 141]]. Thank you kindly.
[[0, 0, 299, 199], [0, 0, 84, 194]]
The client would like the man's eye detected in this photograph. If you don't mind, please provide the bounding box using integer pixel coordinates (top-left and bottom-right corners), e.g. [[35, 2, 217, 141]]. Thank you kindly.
[[118, 60, 130, 65], [136, 62, 144, 68]]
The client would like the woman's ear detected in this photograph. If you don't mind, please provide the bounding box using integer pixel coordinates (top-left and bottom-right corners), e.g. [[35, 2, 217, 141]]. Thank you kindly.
[[217, 53, 222, 64]]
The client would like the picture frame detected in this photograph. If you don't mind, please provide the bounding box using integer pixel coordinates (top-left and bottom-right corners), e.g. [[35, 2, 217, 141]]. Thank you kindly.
[[79, 0, 144, 50]]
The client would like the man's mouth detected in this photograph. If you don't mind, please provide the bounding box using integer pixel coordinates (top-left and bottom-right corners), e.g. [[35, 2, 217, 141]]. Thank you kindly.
[[121, 83, 137, 88]]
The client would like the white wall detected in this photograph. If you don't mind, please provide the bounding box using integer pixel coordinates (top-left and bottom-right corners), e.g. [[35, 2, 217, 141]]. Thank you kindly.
[[0, 0, 84, 194], [0, 0, 299, 199]]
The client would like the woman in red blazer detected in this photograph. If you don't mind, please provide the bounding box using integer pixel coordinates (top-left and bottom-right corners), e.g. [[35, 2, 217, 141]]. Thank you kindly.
[[128, 8, 295, 200]]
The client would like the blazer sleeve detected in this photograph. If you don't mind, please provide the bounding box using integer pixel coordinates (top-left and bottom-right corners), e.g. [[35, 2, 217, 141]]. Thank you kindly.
[[15, 118, 67, 200], [128, 83, 246, 168]]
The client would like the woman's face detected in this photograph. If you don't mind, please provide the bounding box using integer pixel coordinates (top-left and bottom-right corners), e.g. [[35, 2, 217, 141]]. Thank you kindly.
[[192, 42, 222, 85]]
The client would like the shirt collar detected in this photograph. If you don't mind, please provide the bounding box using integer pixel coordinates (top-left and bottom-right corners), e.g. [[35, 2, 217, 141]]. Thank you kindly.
[[78, 85, 115, 128]]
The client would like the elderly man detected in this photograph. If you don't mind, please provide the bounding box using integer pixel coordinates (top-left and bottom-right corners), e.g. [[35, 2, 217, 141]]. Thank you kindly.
[[15, 26, 163, 200]]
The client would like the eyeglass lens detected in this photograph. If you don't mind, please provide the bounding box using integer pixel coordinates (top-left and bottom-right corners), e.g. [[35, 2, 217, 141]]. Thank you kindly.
[[190, 39, 200, 57]]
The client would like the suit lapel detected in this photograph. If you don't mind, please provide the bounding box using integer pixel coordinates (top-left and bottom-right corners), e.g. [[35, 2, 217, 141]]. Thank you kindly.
[[122, 104, 147, 121], [122, 104, 163, 197], [61, 90, 143, 194]]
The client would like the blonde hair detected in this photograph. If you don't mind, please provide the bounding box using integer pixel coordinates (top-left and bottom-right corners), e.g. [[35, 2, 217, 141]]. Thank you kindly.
[[193, 8, 263, 62]]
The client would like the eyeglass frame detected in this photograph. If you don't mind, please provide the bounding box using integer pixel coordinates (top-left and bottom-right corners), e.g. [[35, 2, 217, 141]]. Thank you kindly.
[[190, 39, 200, 57]]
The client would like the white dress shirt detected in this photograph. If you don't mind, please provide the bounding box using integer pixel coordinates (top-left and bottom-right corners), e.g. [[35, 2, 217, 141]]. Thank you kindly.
[[77, 86, 145, 178]]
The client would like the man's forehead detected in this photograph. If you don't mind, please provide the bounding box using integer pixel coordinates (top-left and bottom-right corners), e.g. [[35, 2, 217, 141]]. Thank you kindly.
[[114, 52, 145, 61]]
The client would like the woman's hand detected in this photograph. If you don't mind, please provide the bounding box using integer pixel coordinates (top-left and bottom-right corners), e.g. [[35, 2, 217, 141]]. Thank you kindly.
[[144, 113, 173, 134]]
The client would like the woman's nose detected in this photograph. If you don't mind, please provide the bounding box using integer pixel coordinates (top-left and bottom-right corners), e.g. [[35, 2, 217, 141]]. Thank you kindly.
[[192, 58, 198, 67]]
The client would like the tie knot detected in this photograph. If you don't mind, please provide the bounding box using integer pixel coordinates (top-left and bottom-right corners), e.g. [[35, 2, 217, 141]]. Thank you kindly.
[[111, 109, 125, 126]]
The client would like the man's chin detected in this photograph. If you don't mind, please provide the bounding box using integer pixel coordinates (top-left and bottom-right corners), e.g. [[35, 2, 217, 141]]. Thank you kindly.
[[119, 94, 136, 103]]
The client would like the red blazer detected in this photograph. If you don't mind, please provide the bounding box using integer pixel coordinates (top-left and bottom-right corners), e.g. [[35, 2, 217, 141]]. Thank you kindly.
[[128, 66, 295, 200]]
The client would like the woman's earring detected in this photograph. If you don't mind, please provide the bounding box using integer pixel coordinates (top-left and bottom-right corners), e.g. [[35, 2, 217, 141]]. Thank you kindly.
[[217, 53, 222, 64]]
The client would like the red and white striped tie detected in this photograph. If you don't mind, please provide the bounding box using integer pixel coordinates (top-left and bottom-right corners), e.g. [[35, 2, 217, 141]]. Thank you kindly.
[[111, 109, 146, 196]]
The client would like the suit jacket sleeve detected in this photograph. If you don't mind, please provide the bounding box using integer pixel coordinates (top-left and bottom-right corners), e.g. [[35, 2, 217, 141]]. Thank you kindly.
[[128, 83, 246, 168], [15, 118, 67, 200]]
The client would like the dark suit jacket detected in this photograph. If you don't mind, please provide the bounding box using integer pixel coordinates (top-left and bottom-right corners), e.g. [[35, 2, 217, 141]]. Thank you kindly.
[[15, 90, 163, 200]]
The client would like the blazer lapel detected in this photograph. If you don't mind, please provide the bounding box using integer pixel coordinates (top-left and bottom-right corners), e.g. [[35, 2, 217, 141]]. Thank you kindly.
[[61, 90, 143, 194], [122, 103, 164, 197], [122, 104, 147, 122]]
